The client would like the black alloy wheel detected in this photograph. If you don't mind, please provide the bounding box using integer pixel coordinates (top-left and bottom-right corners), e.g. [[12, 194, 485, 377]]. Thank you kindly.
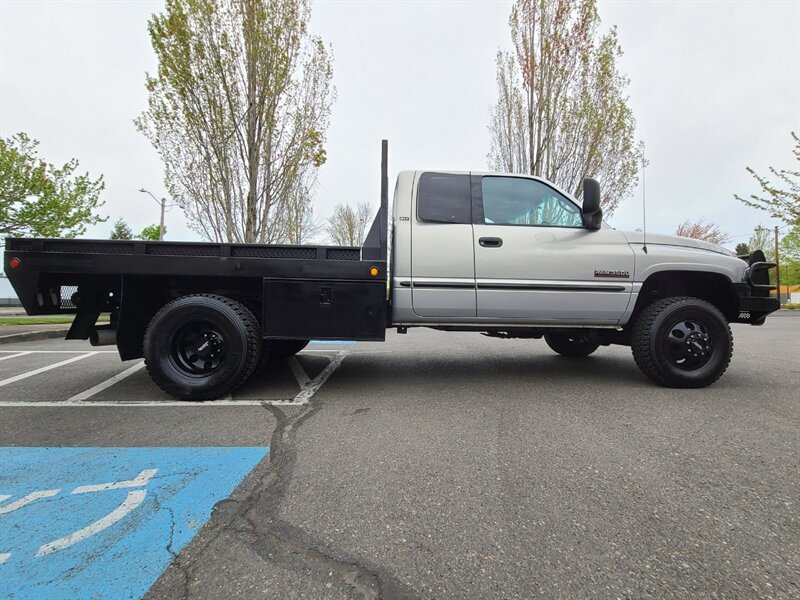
[[632, 296, 733, 388], [171, 321, 227, 375], [663, 319, 713, 370]]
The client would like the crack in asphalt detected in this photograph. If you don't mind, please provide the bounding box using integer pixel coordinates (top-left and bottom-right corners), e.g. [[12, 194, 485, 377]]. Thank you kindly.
[[164, 505, 190, 600], [236, 403, 389, 599], [148, 392, 415, 600]]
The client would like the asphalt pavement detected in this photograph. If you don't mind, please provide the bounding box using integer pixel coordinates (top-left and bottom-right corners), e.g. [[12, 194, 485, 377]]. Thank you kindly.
[[0, 316, 798, 599]]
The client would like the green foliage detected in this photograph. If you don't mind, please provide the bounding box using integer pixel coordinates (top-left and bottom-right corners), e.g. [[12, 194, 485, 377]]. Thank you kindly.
[[488, 0, 641, 217], [138, 224, 164, 240], [0, 133, 106, 238], [110, 218, 134, 240], [735, 132, 799, 227], [778, 226, 800, 286], [734, 242, 750, 256], [779, 263, 800, 287], [779, 225, 800, 261], [136, 0, 334, 244]]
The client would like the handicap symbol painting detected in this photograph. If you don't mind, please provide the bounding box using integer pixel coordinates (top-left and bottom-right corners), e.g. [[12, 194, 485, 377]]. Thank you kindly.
[[0, 446, 268, 599]]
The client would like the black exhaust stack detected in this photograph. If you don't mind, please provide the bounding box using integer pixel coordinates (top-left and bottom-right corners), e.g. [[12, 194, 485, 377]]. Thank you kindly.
[[361, 139, 389, 261]]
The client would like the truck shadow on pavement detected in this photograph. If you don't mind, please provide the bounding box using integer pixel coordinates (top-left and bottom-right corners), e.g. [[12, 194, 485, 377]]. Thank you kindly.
[[326, 350, 652, 395]]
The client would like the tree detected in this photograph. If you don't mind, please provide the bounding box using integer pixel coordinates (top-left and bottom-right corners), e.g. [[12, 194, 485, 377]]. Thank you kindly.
[[488, 0, 641, 217], [0, 133, 105, 238], [284, 180, 321, 244], [138, 224, 164, 241], [734, 242, 750, 256], [735, 132, 799, 227], [326, 202, 373, 246], [675, 219, 731, 245], [110, 218, 134, 240], [779, 225, 800, 262], [136, 0, 334, 244], [748, 225, 774, 261]]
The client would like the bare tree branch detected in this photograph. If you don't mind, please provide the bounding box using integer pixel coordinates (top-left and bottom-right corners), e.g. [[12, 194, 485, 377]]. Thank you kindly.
[[675, 219, 732, 246]]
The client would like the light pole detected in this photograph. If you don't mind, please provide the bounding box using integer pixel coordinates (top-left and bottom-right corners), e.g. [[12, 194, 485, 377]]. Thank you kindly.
[[139, 188, 166, 241], [774, 225, 781, 304]]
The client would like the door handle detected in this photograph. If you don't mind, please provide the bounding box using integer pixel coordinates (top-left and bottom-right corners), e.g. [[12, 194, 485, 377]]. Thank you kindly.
[[479, 237, 503, 248]]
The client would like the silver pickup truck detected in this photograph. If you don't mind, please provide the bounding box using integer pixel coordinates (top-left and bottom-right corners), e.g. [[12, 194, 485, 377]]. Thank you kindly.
[[390, 169, 778, 389], [4, 142, 779, 399]]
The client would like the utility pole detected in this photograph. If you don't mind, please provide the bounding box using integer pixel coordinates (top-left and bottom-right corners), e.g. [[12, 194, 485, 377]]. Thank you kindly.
[[139, 188, 167, 241], [159, 197, 166, 242], [774, 225, 781, 305]]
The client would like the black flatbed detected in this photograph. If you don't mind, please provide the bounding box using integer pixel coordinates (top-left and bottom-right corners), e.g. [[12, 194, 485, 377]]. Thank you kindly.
[[4, 142, 391, 360]]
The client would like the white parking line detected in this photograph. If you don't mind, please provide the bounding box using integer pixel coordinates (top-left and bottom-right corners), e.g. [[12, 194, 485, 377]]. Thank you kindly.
[[0, 400, 293, 407], [0, 350, 117, 354], [293, 350, 348, 404], [0, 351, 34, 362], [0, 352, 97, 387], [287, 355, 311, 386], [68, 361, 146, 402], [0, 351, 350, 407]]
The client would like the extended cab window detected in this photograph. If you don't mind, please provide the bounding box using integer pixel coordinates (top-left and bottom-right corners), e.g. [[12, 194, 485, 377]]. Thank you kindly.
[[417, 172, 471, 224], [481, 176, 582, 228]]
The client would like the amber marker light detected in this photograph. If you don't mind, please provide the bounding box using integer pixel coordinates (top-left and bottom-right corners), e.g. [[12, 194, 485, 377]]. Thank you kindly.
[[9, 257, 21, 269], [369, 266, 379, 277]]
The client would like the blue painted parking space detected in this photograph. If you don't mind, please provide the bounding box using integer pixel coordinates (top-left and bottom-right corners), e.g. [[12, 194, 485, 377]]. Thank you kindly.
[[0, 447, 268, 599]]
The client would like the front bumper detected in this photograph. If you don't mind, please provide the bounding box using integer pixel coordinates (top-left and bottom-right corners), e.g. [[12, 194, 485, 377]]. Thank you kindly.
[[734, 289, 780, 325], [732, 255, 780, 325]]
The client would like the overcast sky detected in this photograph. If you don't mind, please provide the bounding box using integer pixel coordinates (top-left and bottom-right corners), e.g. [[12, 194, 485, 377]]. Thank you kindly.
[[1, 0, 798, 247]]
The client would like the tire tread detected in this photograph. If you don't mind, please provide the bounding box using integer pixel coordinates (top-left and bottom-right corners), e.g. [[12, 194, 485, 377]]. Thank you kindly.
[[143, 293, 262, 400]]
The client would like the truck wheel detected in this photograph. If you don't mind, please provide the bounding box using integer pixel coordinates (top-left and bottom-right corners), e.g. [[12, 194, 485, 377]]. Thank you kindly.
[[266, 339, 310, 361], [631, 297, 732, 388], [144, 294, 262, 400], [544, 333, 600, 357]]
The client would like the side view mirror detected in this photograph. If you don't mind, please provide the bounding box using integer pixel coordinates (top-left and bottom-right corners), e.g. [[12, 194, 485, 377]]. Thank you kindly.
[[581, 178, 602, 230]]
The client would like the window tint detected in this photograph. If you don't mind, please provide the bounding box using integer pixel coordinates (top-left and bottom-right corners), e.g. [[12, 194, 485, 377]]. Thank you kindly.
[[417, 172, 471, 224], [481, 177, 582, 228]]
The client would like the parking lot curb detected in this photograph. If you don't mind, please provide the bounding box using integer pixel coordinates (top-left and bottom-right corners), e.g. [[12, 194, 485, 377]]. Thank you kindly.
[[0, 328, 70, 345]]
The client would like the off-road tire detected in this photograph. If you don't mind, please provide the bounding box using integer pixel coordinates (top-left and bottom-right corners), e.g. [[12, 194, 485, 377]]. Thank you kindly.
[[544, 333, 600, 357], [144, 294, 262, 400], [266, 339, 310, 362], [631, 296, 732, 388]]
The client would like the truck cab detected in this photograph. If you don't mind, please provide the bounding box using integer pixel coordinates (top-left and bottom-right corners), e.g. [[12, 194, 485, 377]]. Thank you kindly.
[[391, 170, 635, 325]]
